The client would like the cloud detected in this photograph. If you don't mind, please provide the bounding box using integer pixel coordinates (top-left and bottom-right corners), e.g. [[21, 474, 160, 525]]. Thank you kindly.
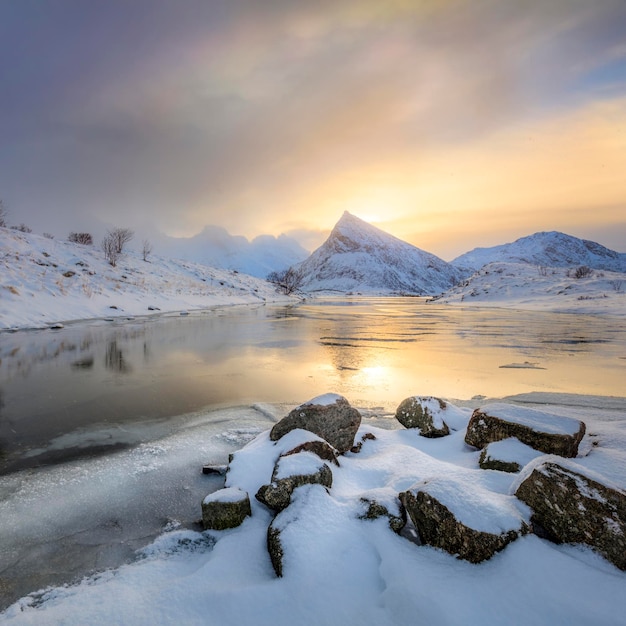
[[0, 0, 625, 253]]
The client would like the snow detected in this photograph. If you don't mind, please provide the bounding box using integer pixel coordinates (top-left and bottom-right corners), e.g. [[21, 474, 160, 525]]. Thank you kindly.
[[477, 403, 584, 436], [0, 228, 297, 330], [2, 395, 626, 625], [203, 487, 248, 505], [299, 392, 344, 407], [434, 261, 626, 316], [452, 231, 626, 273], [482, 438, 543, 468], [295, 212, 467, 295], [273, 452, 327, 480]]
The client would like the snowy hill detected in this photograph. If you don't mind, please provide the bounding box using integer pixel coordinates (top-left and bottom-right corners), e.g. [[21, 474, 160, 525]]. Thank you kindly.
[[452, 231, 626, 272], [0, 229, 295, 330], [296, 212, 466, 295], [432, 261, 626, 315], [156, 227, 309, 278]]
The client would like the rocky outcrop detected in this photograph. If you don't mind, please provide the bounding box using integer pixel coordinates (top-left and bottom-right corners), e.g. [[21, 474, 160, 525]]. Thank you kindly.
[[515, 461, 626, 570], [465, 403, 585, 458], [479, 438, 542, 473], [256, 452, 333, 512], [269, 394, 361, 454], [395, 396, 450, 438], [201, 487, 251, 530], [400, 478, 530, 563]]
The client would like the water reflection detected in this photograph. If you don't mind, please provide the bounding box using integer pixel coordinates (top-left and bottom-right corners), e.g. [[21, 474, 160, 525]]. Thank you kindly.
[[0, 299, 624, 472], [105, 341, 132, 373]]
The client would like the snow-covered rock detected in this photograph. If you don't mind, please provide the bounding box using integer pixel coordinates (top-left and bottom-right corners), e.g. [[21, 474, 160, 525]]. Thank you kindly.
[[515, 460, 626, 570], [201, 487, 252, 530], [295, 212, 466, 295], [465, 403, 586, 458], [452, 231, 626, 273], [400, 477, 531, 563], [479, 438, 543, 473], [269, 393, 362, 454], [395, 396, 451, 438]]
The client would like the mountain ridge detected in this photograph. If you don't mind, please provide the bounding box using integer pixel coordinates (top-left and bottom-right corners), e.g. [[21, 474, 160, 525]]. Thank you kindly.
[[295, 212, 467, 295], [452, 231, 626, 273]]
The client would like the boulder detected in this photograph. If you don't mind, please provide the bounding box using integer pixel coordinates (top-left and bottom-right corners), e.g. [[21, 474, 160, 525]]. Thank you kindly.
[[201, 487, 251, 530], [256, 452, 333, 512], [515, 461, 626, 570], [465, 403, 585, 458], [400, 477, 530, 563], [479, 438, 543, 473], [395, 396, 450, 437], [269, 393, 361, 454]]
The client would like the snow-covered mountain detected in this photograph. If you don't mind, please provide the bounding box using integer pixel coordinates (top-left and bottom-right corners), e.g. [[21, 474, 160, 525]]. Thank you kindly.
[[452, 231, 626, 272], [432, 261, 626, 315], [0, 228, 295, 330], [295, 212, 466, 295], [156, 227, 309, 278]]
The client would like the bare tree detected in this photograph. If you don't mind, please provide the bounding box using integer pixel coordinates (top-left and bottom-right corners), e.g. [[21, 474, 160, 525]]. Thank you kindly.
[[573, 265, 593, 279], [0, 200, 6, 227], [101, 232, 119, 267], [109, 227, 134, 254], [142, 239, 153, 262], [69, 232, 93, 245], [267, 267, 305, 295]]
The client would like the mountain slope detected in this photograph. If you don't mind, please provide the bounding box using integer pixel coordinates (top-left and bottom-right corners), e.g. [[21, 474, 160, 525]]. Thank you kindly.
[[452, 231, 626, 272], [0, 228, 295, 330], [156, 227, 309, 278], [296, 212, 466, 295], [432, 261, 626, 315]]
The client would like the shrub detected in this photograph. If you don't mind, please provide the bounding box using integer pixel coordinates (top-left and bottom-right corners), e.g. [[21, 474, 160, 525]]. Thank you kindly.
[[11, 223, 32, 233], [573, 265, 592, 279], [69, 232, 93, 245]]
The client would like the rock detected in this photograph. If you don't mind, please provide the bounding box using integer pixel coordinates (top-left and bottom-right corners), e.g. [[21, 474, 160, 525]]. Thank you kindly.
[[515, 461, 626, 570], [359, 496, 406, 533], [479, 438, 543, 473], [400, 477, 530, 563], [202, 464, 228, 476], [269, 393, 361, 454], [256, 452, 333, 512], [350, 432, 377, 454], [201, 487, 251, 530], [395, 396, 450, 437], [465, 403, 585, 458], [283, 440, 340, 466]]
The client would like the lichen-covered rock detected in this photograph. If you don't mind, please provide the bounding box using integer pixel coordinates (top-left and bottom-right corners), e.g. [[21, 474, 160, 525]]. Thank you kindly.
[[256, 452, 333, 512], [465, 403, 585, 458], [479, 438, 543, 473], [515, 461, 626, 570], [359, 496, 406, 533], [283, 440, 340, 466], [201, 487, 251, 530], [395, 396, 450, 437], [400, 477, 530, 563], [269, 393, 361, 454]]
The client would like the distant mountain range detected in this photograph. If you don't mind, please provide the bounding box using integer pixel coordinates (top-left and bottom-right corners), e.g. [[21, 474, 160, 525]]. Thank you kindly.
[[294, 211, 467, 295], [452, 231, 626, 273], [155, 226, 309, 278]]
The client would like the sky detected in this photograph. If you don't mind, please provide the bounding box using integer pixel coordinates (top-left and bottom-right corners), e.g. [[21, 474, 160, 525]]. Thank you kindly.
[[1, 0, 625, 260]]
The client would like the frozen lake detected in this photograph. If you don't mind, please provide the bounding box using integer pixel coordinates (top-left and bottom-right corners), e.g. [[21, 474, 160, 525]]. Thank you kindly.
[[1, 298, 625, 608]]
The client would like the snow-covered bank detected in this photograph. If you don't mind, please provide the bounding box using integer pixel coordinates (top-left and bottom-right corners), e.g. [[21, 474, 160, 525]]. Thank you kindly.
[[0, 229, 296, 330], [2, 393, 625, 625], [433, 261, 626, 316]]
